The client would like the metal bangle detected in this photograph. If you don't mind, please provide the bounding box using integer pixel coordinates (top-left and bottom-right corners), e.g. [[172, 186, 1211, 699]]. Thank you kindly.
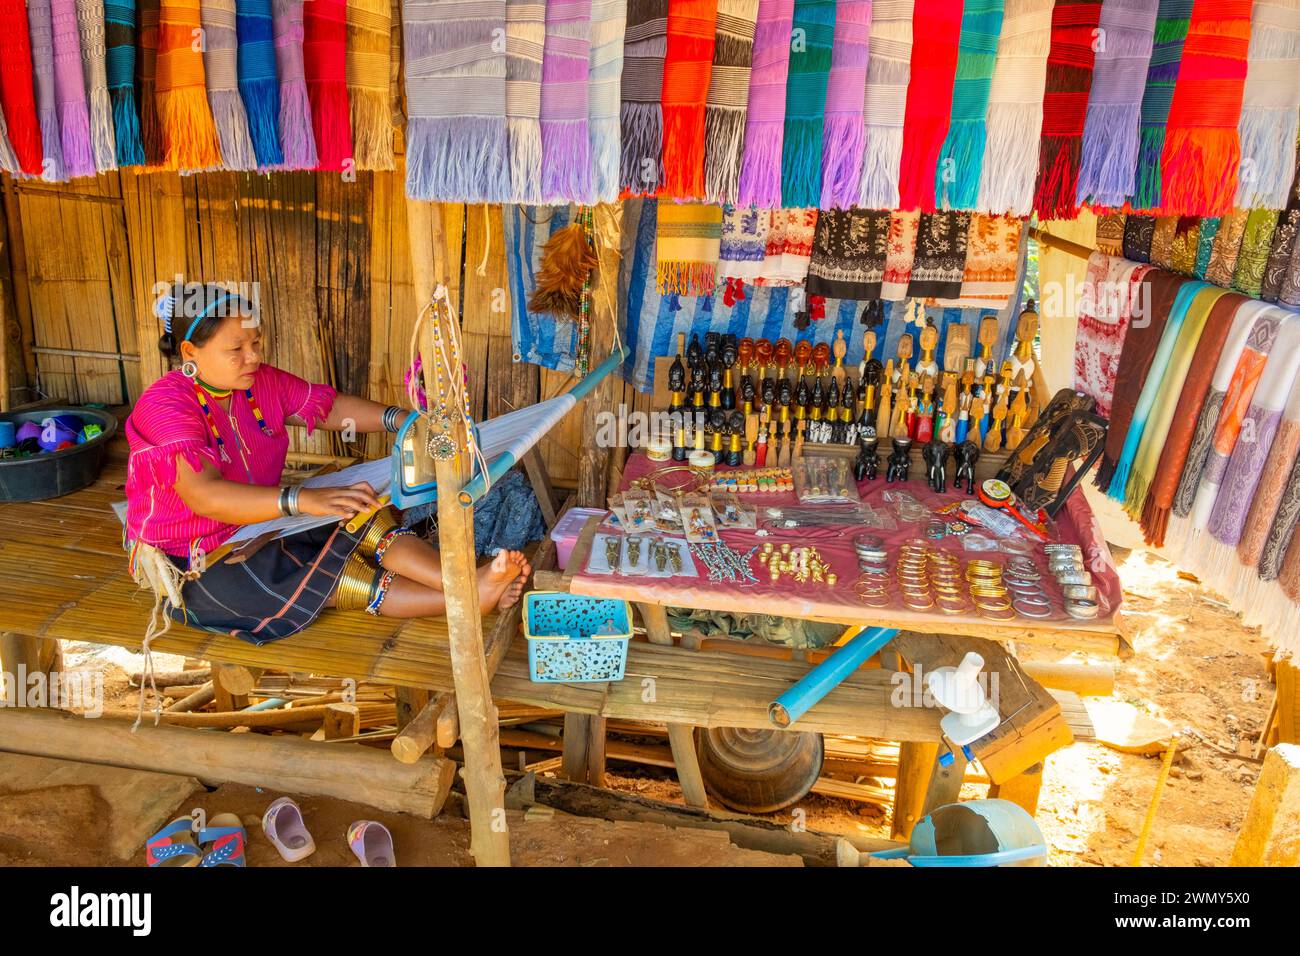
[[382, 406, 405, 432], [287, 485, 303, 517], [278, 486, 293, 517]]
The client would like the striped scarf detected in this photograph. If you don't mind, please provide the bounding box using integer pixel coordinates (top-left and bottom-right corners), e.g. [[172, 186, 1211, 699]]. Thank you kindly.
[[1129, 0, 1191, 209], [1238, 368, 1300, 575], [656, 201, 723, 295], [619, 0, 669, 195], [1076, 0, 1160, 209], [303, 0, 352, 173], [588, 0, 626, 203], [52, 0, 96, 178], [345, 0, 392, 171], [29, 0, 66, 180], [271, 0, 317, 169], [819, 0, 871, 210], [157, 0, 222, 170], [1159, 0, 1253, 217], [897, 0, 963, 213], [1033, 0, 1103, 220], [236, 0, 284, 168], [540, 0, 593, 202], [506, 0, 545, 203], [1235, 1, 1300, 210], [105, 0, 146, 167], [75, 0, 118, 172], [0, 0, 45, 175], [805, 208, 892, 300], [935, 0, 1006, 211], [1142, 290, 1253, 544], [659, 0, 717, 200], [907, 212, 971, 299], [135, 0, 164, 165], [858, 0, 913, 210], [202, 0, 258, 170], [403, 0, 508, 202], [778, 0, 834, 209], [1232, 207, 1280, 294], [736, 0, 793, 208], [702, 0, 759, 205], [977, 0, 1053, 216]]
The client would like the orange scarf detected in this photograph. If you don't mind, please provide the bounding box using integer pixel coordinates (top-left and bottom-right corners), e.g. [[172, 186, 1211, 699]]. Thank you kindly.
[[156, 0, 223, 170]]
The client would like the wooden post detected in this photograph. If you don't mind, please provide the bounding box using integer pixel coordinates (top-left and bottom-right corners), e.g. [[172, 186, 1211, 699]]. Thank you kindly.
[[562, 712, 594, 783], [407, 198, 510, 867], [988, 761, 1044, 815], [322, 703, 361, 740], [0, 635, 59, 707], [639, 602, 675, 646], [891, 741, 939, 841], [667, 723, 709, 809], [921, 746, 967, 817], [577, 203, 625, 508], [1230, 743, 1300, 866]]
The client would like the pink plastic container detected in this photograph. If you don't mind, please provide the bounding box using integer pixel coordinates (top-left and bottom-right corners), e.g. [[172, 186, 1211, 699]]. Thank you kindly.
[[550, 507, 609, 571]]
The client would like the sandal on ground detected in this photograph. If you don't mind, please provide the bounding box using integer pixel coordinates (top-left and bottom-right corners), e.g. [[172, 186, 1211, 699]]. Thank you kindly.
[[347, 821, 395, 867], [198, 813, 247, 867], [145, 817, 202, 868], [262, 797, 316, 863]]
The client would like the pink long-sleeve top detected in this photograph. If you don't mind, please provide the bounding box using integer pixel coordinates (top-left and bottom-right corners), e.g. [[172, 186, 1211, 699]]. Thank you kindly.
[[125, 365, 337, 558]]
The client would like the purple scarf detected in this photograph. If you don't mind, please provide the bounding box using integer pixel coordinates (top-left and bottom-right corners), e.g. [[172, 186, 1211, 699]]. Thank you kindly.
[[819, 0, 872, 209], [540, 0, 593, 202], [1076, 0, 1159, 208], [27, 0, 66, 180], [736, 0, 794, 207], [271, 0, 318, 169], [51, 0, 95, 178]]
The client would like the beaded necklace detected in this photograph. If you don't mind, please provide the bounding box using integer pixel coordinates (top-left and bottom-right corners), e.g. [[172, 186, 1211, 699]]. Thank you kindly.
[[192, 379, 273, 463]]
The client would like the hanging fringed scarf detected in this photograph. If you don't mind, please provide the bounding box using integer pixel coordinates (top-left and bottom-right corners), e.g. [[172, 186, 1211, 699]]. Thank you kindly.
[[404, 0, 508, 201], [755, 206, 817, 285], [538, 0, 594, 202], [656, 201, 723, 295], [880, 209, 920, 299], [202, 0, 258, 170], [718, 202, 769, 281], [1235, 1, 1300, 210], [343, 0, 392, 171], [303, 0, 351, 173], [157, 0, 223, 170], [778, 0, 835, 209], [818, 0, 871, 210], [1075, 0, 1159, 209], [940, 213, 1024, 307], [104, 0, 146, 167], [1032, 0, 1103, 220], [135, 0, 164, 165], [1123, 214, 1156, 261], [619, 0, 669, 195], [896, 0, 963, 212], [736, 0, 793, 208], [858, 0, 913, 210], [29, 0, 66, 180], [907, 212, 971, 298], [1128, 0, 1191, 210], [935, 0, 1005, 212], [588, 0, 626, 203], [976, 0, 1053, 215], [805, 209, 892, 300], [1159, 1, 1252, 217], [1141, 291, 1252, 545], [701, 0, 758, 205], [234, 0, 284, 168], [1073, 256, 1146, 416], [1231, 207, 1280, 295], [0, 110, 18, 174], [52, 0, 97, 178], [658, 0, 718, 200], [0, 0, 45, 175], [505, 0, 544, 202], [74, 0, 118, 173], [271, 0, 317, 169]]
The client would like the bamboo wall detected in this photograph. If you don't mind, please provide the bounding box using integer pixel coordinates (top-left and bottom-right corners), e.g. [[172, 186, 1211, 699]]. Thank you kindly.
[[0, 167, 651, 485]]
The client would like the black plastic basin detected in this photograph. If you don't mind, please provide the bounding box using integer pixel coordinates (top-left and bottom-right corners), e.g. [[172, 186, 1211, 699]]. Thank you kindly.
[[0, 407, 119, 502]]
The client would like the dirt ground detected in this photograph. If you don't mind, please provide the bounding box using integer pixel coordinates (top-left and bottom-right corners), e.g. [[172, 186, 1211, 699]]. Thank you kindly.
[[0, 548, 1275, 867]]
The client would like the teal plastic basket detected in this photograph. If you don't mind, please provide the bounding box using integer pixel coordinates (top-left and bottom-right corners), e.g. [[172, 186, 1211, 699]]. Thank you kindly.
[[523, 591, 633, 683]]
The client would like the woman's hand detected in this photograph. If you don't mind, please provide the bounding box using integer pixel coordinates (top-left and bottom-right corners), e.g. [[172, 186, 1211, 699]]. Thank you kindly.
[[298, 482, 383, 518]]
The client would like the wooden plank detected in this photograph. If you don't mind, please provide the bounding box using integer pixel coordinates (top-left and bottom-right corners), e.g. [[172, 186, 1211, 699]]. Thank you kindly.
[[1230, 743, 1300, 866], [667, 723, 708, 808]]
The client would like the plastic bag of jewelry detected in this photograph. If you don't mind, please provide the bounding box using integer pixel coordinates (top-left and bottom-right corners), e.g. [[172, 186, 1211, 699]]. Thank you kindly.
[[792, 451, 862, 504], [586, 533, 625, 574], [962, 533, 998, 552], [619, 534, 653, 575], [761, 505, 869, 529], [712, 493, 757, 530], [857, 505, 898, 531], [645, 537, 698, 578]]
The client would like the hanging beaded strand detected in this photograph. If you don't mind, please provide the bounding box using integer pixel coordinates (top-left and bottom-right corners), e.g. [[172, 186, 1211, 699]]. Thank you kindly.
[[575, 206, 594, 378], [193, 383, 232, 463]]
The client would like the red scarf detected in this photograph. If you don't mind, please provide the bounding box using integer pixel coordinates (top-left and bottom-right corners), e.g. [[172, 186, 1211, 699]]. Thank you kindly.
[[896, 0, 963, 212], [0, 0, 44, 174], [1032, 0, 1102, 220], [303, 0, 353, 173], [1158, 0, 1252, 217], [659, 0, 719, 200]]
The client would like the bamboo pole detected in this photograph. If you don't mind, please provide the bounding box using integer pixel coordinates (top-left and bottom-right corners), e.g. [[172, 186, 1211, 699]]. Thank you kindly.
[[406, 197, 510, 867], [578, 203, 625, 508]]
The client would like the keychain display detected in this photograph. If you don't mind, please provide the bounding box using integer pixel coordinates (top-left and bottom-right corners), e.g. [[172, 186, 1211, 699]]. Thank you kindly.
[[712, 493, 757, 529], [680, 493, 720, 542]]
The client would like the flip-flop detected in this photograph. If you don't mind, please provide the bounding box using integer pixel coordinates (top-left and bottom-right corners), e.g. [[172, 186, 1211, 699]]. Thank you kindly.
[[347, 821, 395, 867], [262, 797, 316, 863], [145, 817, 202, 868], [198, 813, 247, 867]]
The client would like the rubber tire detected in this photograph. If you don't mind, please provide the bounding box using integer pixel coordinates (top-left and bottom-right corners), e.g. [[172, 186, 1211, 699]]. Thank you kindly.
[[694, 727, 825, 814]]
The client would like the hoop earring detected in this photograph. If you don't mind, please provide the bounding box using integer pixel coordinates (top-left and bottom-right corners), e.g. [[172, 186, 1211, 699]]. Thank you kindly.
[[182, 360, 199, 379]]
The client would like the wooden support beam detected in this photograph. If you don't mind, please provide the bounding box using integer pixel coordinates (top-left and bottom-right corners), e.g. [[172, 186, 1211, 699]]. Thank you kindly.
[[165, 683, 215, 714], [562, 712, 594, 783], [407, 197, 510, 867], [321, 703, 361, 740], [0, 634, 59, 706], [577, 203, 624, 508], [891, 741, 939, 841], [667, 723, 709, 809], [1231, 743, 1300, 866], [988, 761, 1044, 816], [639, 602, 675, 646], [921, 746, 967, 816], [392, 693, 453, 763], [394, 686, 430, 733]]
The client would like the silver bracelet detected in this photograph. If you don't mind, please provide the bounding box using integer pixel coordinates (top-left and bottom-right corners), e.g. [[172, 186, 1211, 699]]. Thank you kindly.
[[382, 406, 405, 432], [277, 486, 292, 517], [286, 485, 303, 517]]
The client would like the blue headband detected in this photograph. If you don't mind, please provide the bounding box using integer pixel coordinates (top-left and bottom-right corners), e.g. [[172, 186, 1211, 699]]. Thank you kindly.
[[183, 293, 239, 343]]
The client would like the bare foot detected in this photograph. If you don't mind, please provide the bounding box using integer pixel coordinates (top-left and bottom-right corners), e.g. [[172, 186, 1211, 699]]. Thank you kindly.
[[476, 550, 530, 613]]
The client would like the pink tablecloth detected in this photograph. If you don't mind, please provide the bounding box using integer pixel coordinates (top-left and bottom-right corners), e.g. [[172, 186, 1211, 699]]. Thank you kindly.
[[568, 453, 1124, 639]]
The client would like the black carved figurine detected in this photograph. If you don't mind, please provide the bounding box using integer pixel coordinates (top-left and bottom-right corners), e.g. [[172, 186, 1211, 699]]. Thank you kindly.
[[886, 437, 912, 483], [923, 439, 951, 493], [955, 440, 981, 494]]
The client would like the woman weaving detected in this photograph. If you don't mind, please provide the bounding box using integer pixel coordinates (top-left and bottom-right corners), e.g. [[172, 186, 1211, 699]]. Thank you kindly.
[[124, 284, 530, 644]]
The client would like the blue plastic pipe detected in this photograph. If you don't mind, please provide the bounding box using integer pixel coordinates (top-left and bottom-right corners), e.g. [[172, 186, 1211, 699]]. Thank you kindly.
[[768, 627, 899, 728]]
